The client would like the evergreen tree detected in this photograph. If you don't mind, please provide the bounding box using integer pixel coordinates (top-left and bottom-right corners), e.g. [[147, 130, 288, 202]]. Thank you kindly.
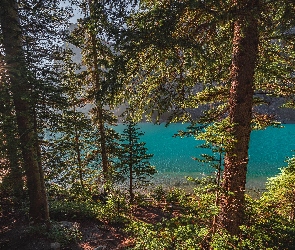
[[120, 0, 295, 235], [0, 0, 49, 223], [219, 0, 259, 235], [68, 0, 122, 186], [43, 46, 97, 192], [0, 0, 71, 223], [117, 120, 156, 202]]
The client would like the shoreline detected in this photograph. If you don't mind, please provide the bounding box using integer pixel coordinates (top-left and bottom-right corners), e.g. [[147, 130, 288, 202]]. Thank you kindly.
[[148, 172, 268, 197]]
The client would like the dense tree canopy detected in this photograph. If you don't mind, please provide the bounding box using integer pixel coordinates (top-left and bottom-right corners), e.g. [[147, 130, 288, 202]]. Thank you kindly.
[[1, 0, 295, 244], [119, 0, 295, 234]]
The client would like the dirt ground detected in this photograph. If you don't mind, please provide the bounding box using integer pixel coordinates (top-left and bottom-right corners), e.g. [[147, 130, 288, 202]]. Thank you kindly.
[[0, 198, 172, 250]]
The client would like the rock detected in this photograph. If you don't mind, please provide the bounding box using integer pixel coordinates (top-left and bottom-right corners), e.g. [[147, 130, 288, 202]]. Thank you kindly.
[[50, 242, 60, 250], [59, 221, 73, 228], [59, 221, 79, 229], [94, 246, 106, 250]]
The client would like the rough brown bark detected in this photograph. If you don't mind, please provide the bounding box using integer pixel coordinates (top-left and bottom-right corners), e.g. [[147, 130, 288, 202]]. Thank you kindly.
[[88, 0, 109, 182], [2, 113, 23, 197], [219, 0, 259, 235], [0, 0, 49, 223]]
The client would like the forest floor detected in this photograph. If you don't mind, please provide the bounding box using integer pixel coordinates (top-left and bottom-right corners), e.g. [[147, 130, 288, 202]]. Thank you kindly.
[[0, 181, 264, 250], [0, 197, 177, 250]]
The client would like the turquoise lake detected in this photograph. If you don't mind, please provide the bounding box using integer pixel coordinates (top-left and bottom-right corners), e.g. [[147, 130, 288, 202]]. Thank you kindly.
[[116, 123, 295, 187]]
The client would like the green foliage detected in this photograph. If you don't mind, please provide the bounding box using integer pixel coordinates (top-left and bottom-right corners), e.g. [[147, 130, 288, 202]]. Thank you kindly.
[[27, 221, 82, 247], [127, 217, 208, 250], [50, 200, 100, 221], [262, 157, 295, 221], [116, 120, 156, 201], [150, 185, 166, 202], [127, 185, 295, 249], [67, 0, 123, 182], [97, 190, 130, 224], [44, 111, 100, 190], [2, 1, 295, 247], [48, 184, 130, 224], [165, 188, 187, 204], [236, 195, 295, 249], [47, 222, 82, 246]]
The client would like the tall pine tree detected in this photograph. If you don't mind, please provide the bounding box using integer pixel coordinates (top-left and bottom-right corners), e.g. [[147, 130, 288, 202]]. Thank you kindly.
[[0, 0, 49, 223], [68, 0, 122, 186]]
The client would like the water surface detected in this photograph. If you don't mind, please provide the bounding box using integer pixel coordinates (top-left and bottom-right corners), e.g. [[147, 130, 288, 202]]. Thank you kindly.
[[116, 123, 295, 188]]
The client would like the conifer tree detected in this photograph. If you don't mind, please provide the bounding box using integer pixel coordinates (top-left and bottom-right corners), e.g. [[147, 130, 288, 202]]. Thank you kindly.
[[0, 0, 49, 223], [0, 0, 71, 223], [120, 0, 295, 235], [44, 49, 110, 192], [117, 120, 156, 202], [68, 0, 122, 186]]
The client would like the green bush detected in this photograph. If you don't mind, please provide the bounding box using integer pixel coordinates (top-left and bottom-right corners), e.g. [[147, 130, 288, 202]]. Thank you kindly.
[[27, 221, 82, 247], [151, 185, 166, 202], [47, 221, 82, 246], [49, 200, 100, 220], [97, 192, 130, 224]]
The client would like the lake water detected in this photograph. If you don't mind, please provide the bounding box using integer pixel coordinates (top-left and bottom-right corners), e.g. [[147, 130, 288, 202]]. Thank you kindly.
[[116, 123, 295, 189]]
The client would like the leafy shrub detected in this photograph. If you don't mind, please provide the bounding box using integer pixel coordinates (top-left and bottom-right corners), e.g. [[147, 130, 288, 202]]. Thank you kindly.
[[262, 158, 295, 221], [127, 216, 211, 250], [50, 200, 100, 220], [47, 221, 82, 245], [151, 185, 166, 202], [27, 221, 82, 247], [165, 188, 187, 204], [97, 192, 130, 224]]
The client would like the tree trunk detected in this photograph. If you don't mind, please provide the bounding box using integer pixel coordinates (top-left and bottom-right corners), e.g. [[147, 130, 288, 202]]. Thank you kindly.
[[73, 110, 85, 190], [219, 0, 259, 235], [129, 132, 134, 203], [97, 106, 109, 180], [87, 2, 109, 182], [2, 111, 23, 198], [0, 0, 49, 224]]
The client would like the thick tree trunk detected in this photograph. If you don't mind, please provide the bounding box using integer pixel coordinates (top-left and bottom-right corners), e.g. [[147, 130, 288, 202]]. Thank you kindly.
[[0, 0, 49, 223], [2, 112, 23, 198], [219, 0, 259, 235]]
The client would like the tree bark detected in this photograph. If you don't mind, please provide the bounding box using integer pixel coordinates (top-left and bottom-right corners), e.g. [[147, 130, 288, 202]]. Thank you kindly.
[[219, 0, 259, 235], [88, 0, 109, 182], [129, 130, 134, 203], [2, 109, 23, 198], [73, 109, 85, 190], [0, 0, 49, 223]]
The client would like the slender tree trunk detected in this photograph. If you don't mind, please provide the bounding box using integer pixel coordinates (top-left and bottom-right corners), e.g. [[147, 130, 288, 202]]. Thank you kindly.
[[73, 110, 84, 189], [129, 131, 134, 202], [219, 0, 259, 235], [33, 107, 49, 220], [0, 0, 49, 224], [129, 161, 133, 203], [97, 106, 109, 180], [88, 1, 109, 181]]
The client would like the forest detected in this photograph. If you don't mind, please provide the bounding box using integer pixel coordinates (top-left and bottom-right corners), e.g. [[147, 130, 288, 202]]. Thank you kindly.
[[1, 0, 295, 249]]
